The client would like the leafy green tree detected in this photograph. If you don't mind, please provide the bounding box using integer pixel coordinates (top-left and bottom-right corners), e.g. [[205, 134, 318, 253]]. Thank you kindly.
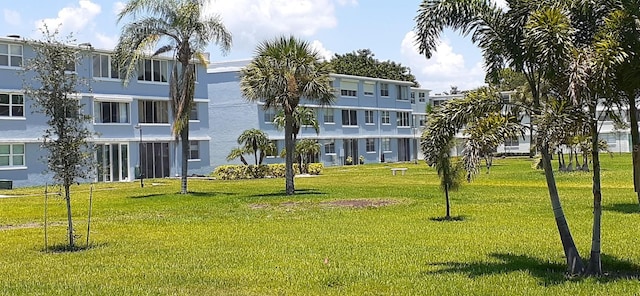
[[114, 0, 232, 194], [327, 49, 419, 86], [23, 30, 94, 249], [240, 36, 335, 195]]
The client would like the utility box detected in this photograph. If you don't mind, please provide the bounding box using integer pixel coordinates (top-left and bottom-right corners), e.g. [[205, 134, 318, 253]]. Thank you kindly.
[[0, 179, 12, 190]]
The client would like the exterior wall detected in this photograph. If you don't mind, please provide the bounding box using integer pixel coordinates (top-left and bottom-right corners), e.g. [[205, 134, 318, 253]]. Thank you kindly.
[[0, 37, 210, 187], [205, 62, 423, 169]]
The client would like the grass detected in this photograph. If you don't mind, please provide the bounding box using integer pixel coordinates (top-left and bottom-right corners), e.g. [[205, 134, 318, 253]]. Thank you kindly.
[[1, 154, 640, 295]]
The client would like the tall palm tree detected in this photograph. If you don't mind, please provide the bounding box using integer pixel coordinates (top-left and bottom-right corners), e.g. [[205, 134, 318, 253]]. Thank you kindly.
[[416, 0, 590, 273], [114, 0, 232, 194], [240, 36, 334, 195], [592, 0, 640, 205], [237, 128, 270, 165]]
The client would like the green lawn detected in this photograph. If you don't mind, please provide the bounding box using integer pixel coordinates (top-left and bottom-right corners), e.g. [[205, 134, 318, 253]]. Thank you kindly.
[[1, 155, 640, 295]]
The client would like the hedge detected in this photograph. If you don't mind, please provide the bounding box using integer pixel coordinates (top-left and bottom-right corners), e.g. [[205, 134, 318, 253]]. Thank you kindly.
[[212, 163, 324, 180]]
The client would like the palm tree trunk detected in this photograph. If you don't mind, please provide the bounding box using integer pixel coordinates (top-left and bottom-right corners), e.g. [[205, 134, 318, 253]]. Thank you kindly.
[[285, 113, 295, 195], [628, 93, 640, 206], [541, 146, 584, 274], [586, 113, 602, 275], [445, 184, 451, 219], [64, 183, 74, 248], [180, 128, 189, 194]]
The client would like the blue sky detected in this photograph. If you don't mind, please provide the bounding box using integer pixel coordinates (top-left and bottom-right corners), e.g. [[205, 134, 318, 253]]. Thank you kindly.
[[2, 0, 507, 93]]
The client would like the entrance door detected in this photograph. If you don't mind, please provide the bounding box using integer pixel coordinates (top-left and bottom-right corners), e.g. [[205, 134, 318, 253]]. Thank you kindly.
[[96, 143, 129, 182], [398, 138, 410, 162], [140, 142, 170, 179], [343, 139, 358, 165]]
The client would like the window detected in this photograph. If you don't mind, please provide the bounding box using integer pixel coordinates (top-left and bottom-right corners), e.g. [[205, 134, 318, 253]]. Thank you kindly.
[[325, 142, 336, 154], [380, 83, 389, 97], [382, 138, 391, 152], [189, 141, 200, 160], [363, 83, 374, 96], [418, 92, 426, 102], [396, 85, 405, 100], [0, 43, 22, 67], [504, 137, 519, 147], [410, 92, 415, 103], [397, 112, 410, 127], [366, 138, 375, 152], [264, 110, 275, 123], [381, 111, 390, 124], [323, 109, 334, 123], [340, 80, 357, 97], [418, 115, 427, 127], [0, 93, 24, 117], [138, 58, 168, 82], [138, 100, 168, 123], [93, 54, 121, 79], [65, 60, 76, 73], [94, 101, 130, 123], [190, 104, 199, 121], [365, 110, 374, 124], [0, 144, 24, 167], [342, 109, 357, 126]]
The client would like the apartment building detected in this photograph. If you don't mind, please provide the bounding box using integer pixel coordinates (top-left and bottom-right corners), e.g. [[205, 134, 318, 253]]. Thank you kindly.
[[207, 60, 430, 168], [0, 36, 211, 188]]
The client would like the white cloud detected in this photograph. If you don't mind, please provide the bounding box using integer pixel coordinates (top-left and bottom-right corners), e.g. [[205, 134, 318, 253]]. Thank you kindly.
[[4, 9, 21, 26], [36, 0, 101, 35], [310, 40, 333, 61], [400, 31, 485, 93], [94, 33, 118, 50], [336, 0, 358, 6], [205, 0, 344, 53], [113, 2, 126, 15]]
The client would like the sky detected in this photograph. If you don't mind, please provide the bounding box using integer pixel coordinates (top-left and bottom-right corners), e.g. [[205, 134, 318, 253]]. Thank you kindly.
[[2, 0, 507, 94]]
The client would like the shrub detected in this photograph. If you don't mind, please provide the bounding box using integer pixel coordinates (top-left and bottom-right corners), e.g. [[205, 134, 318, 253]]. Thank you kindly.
[[212, 163, 323, 180]]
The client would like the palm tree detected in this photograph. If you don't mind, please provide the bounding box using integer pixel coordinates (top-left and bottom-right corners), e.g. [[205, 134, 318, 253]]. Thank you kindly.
[[592, 0, 640, 205], [226, 147, 249, 165], [114, 0, 232, 194], [240, 36, 334, 195], [237, 128, 270, 165], [274, 106, 320, 141], [415, 0, 585, 274], [422, 87, 521, 219], [296, 139, 320, 174]]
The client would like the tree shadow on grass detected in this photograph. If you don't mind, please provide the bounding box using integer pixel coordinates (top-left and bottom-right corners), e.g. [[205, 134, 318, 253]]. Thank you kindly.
[[425, 253, 640, 286], [430, 215, 466, 222], [604, 203, 640, 214], [187, 191, 236, 197], [130, 191, 235, 199], [250, 188, 326, 198], [41, 242, 108, 254], [130, 193, 166, 199]]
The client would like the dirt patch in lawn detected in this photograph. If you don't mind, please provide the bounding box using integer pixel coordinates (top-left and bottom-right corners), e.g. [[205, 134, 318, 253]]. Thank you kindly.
[[320, 199, 398, 208], [0, 222, 64, 230], [249, 199, 399, 210]]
